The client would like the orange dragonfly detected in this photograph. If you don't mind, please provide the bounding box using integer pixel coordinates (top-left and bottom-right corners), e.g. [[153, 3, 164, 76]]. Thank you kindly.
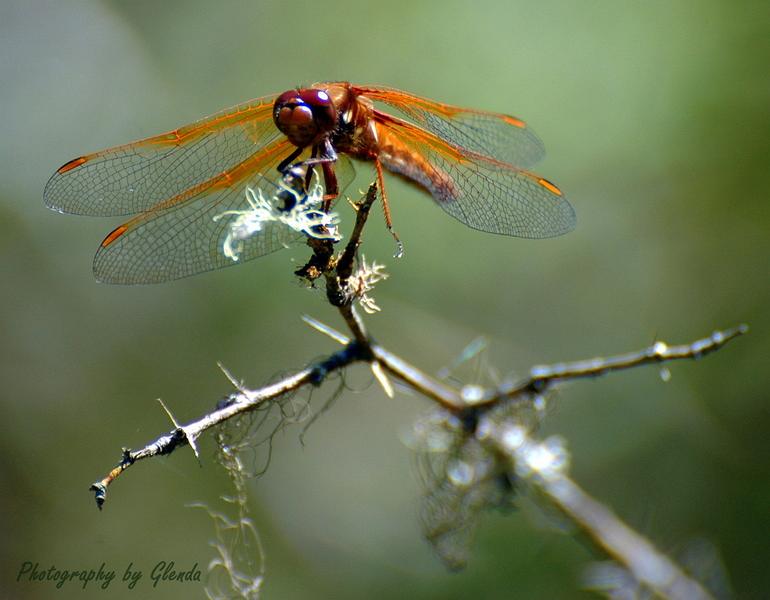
[[44, 82, 575, 284]]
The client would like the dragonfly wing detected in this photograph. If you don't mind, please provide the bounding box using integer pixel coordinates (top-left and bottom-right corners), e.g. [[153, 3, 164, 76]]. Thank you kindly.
[[375, 113, 575, 238], [353, 85, 545, 169], [92, 138, 304, 284], [44, 94, 280, 216]]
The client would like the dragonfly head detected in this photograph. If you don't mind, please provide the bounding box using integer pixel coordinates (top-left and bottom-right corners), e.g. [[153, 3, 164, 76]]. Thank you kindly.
[[273, 88, 338, 147]]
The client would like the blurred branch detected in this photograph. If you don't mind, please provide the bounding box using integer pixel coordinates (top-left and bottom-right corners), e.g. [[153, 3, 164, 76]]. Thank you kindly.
[[481, 422, 714, 600]]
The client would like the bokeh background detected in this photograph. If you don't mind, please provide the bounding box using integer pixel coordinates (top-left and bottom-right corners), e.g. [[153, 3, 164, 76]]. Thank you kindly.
[[1, 1, 768, 598]]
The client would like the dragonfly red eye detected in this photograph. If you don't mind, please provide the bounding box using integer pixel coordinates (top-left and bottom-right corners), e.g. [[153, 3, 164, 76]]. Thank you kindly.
[[273, 88, 337, 147]]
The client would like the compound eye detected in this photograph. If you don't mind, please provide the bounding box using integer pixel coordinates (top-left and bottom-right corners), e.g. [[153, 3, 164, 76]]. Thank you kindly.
[[297, 89, 336, 129], [273, 88, 337, 147]]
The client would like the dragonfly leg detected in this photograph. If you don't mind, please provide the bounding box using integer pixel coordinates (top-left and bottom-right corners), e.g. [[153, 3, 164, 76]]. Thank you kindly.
[[277, 146, 304, 173], [320, 160, 339, 208], [302, 140, 339, 205], [278, 141, 339, 207], [375, 157, 404, 258]]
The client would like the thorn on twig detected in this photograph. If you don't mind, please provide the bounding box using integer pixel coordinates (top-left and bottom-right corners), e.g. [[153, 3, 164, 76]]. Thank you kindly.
[[217, 361, 248, 393], [158, 398, 200, 464], [371, 361, 394, 398], [302, 314, 350, 345], [158, 398, 180, 428]]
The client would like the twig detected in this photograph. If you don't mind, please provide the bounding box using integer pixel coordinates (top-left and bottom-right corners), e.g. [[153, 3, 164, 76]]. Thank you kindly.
[[89, 343, 368, 509], [336, 183, 378, 282], [372, 344, 464, 410], [325, 184, 378, 344], [90, 325, 746, 509], [464, 325, 749, 408]]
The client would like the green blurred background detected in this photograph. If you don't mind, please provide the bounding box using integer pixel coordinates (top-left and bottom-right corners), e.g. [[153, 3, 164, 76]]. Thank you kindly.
[[1, 1, 768, 598]]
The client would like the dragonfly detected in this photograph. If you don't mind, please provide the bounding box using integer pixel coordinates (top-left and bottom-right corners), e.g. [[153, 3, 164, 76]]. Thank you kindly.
[[44, 82, 576, 284]]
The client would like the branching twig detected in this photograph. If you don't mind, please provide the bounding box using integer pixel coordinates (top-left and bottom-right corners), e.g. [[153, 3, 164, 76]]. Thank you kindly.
[[90, 325, 746, 509]]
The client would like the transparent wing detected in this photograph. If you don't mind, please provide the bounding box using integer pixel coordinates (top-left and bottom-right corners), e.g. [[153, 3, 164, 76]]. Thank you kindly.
[[374, 112, 575, 238], [44, 94, 280, 216], [353, 84, 545, 169], [89, 138, 309, 283]]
